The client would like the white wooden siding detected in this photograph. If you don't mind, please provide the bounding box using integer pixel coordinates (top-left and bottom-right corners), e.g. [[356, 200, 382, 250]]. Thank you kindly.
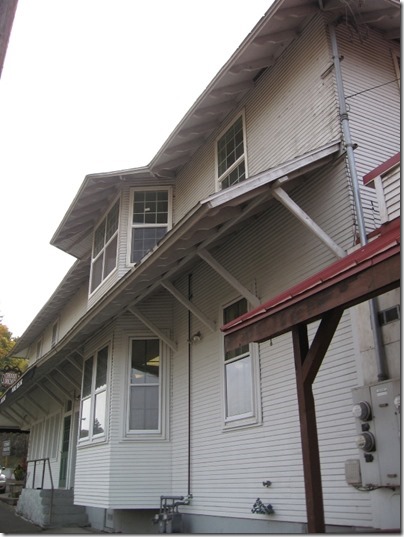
[[174, 14, 340, 224], [75, 291, 175, 508], [336, 24, 400, 233], [382, 165, 400, 222]]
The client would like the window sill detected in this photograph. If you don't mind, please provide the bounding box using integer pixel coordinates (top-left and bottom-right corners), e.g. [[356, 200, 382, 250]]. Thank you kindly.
[[223, 415, 262, 432]]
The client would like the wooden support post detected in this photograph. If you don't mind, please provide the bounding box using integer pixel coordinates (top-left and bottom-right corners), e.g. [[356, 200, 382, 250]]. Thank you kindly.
[[293, 323, 325, 533], [292, 308, 343, 533]]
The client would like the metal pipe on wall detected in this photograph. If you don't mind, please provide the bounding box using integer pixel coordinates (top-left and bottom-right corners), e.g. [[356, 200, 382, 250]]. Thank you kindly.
[[329, 23, 388, 381]]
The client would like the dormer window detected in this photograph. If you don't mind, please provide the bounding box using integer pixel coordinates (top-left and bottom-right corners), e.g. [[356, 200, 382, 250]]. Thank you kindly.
[[129, 188, 172, 264], [90, 199, 120, 293], [216, 113, 247, 190]]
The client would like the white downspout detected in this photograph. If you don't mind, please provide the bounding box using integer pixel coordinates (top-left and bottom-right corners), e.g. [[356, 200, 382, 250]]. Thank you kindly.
[[329, 23, 388, 381]]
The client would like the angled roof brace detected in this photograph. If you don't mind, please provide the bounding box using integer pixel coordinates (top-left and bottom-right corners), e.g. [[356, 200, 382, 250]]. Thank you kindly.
[[271, 183, 345, 259], [54, 367, 81, 391], [48, 375, 74, 399], [161, 281, 216, 332], [198, 249, 260, 308], [25, 394, 48, 417], [36, 384, 64, 407], [127, 307, 178, 352]]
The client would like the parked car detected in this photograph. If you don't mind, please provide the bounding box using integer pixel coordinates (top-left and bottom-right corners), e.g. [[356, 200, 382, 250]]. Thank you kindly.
[[0, 467, 6, 494]]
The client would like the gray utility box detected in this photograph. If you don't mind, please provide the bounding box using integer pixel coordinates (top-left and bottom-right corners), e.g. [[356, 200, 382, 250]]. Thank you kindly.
[[351, 379, 400, 488]]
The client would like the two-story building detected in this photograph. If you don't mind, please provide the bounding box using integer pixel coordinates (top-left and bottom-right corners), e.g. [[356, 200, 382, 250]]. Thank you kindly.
[[0, 0, 400, 533]]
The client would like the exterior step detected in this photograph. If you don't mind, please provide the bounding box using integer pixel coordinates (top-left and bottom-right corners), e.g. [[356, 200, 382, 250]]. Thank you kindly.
[[16, 488, 89, 529]]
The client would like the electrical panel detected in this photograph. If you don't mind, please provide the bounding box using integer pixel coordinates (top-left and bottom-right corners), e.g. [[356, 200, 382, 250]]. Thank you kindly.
[[350, 379, 400, 488]]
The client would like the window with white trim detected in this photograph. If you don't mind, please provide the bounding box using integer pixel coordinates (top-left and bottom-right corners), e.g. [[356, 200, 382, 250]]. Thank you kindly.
[[79, 345, 109, 442], [128, 338, 161, 432], [217, 114, 247, 190], [129, 189, 171, 264], [90, 199, 120, 293], [223, 298, 259, 426]]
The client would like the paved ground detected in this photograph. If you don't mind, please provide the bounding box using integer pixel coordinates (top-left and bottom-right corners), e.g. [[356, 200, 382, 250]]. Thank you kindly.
[[0, 498, 42, 534], [0, 496, 98, 534]]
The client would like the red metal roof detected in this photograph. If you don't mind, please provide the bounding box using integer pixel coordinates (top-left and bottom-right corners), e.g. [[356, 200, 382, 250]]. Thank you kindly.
[[221, 217, 400, 334], [363, 152, 401, 186]]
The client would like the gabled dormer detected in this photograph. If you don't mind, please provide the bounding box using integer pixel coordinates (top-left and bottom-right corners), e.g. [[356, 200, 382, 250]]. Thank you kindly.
[[50, 171, 175, 307]]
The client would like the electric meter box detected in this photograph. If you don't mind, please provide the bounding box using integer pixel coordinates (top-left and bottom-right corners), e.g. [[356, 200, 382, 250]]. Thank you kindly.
[[351, 379, 400, 488]]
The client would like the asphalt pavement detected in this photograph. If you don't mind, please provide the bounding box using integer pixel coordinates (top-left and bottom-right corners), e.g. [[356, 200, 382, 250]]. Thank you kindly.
[[0, 498, 42, 534]]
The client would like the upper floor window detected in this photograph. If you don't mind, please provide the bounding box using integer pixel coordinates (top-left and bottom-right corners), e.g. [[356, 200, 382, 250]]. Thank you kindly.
[[222, 298, 260, 428], [129, 188, 172, 264], [90, 200, 120, 293], [217, 114, 247, 190], [79, 345, 109, 442]]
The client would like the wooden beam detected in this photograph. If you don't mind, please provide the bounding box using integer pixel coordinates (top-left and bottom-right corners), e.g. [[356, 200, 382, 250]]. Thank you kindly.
[[161, 281, 216, 332], [271, 185, 345, 259], [128, 307, 178, 352], [293, 324, 325, 533], [302, 308, 343, 385], [198, 249, 260, 308], [36, 384, 64, 407], [225, 252, 399, 351]]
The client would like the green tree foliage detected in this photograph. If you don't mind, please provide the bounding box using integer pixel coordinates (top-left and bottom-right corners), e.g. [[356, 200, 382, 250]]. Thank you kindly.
[[0, 322, 15, 360], [0, 319, 28, 396]]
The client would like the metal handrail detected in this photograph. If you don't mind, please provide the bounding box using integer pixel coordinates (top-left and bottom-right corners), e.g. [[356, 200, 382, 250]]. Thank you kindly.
[[26, 458, 54, 525]]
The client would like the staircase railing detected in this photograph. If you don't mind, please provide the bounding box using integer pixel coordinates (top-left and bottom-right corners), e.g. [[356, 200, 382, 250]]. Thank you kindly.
[[26, 458, 54, 525]]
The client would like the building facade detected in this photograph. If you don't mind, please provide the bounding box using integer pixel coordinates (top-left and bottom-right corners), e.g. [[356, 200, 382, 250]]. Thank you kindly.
[[0, 0, 400, 533]]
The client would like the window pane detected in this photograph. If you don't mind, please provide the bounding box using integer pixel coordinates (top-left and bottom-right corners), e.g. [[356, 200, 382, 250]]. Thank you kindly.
[[225, 356, 253, 417], [224, 299, 249, 360], [129, 386, 159, 430], [217, 116, 244, 178], [80, 398, 91, 438], [93, 391, 106, 435], [104, 235, 117, 277], [82, 357, 93, 397], [131, 227, 167, 263], [133, 191, 168, 225], [93, 220, 106, 257], [106, 201, 119, 241], [131, 339, 160, 384], [96, 347, 108, 389], [221, 161, 246, 190], [91, 254, 103, 292]]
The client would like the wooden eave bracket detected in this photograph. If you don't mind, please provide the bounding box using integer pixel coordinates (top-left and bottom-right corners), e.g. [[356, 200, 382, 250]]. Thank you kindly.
[[36, 383, 64, 407], [198, 249, 260, 308], [128, 307, 178, 352], [271, 182, 346, 259], [161, 281, 216, 332]]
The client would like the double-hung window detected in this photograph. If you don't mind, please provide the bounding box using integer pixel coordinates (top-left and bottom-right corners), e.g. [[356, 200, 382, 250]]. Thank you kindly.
[[90, 200, 120, 293], [129, 189, 171, 264], [79, 345, 109, 442], [223, 298, 259, 426], [128, 338, 161, 433], [217, 114, 247, 190]]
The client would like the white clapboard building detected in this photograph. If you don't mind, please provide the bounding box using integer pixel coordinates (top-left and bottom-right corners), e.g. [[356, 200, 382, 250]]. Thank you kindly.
[[0, 0, 400, 533]]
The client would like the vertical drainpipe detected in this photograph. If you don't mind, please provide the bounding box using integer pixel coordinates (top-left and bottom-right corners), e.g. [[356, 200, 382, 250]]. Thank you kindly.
[[187, 274, 193, 497], [329, 23, 388, 381]]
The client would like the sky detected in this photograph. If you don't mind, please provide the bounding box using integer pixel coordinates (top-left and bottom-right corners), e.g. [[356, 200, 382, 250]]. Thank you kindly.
[[0, 0, 272, 338]]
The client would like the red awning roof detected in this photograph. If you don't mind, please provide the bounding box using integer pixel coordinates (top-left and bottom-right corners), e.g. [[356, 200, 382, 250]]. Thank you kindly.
[[221, 217, 400, 335]]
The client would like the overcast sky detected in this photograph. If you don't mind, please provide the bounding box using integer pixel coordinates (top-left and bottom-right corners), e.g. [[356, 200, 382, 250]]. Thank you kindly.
[[0, 0, 272, 338]]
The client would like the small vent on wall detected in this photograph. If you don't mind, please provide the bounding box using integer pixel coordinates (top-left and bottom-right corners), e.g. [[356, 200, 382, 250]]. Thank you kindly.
[[378, 305, 400, 326]]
